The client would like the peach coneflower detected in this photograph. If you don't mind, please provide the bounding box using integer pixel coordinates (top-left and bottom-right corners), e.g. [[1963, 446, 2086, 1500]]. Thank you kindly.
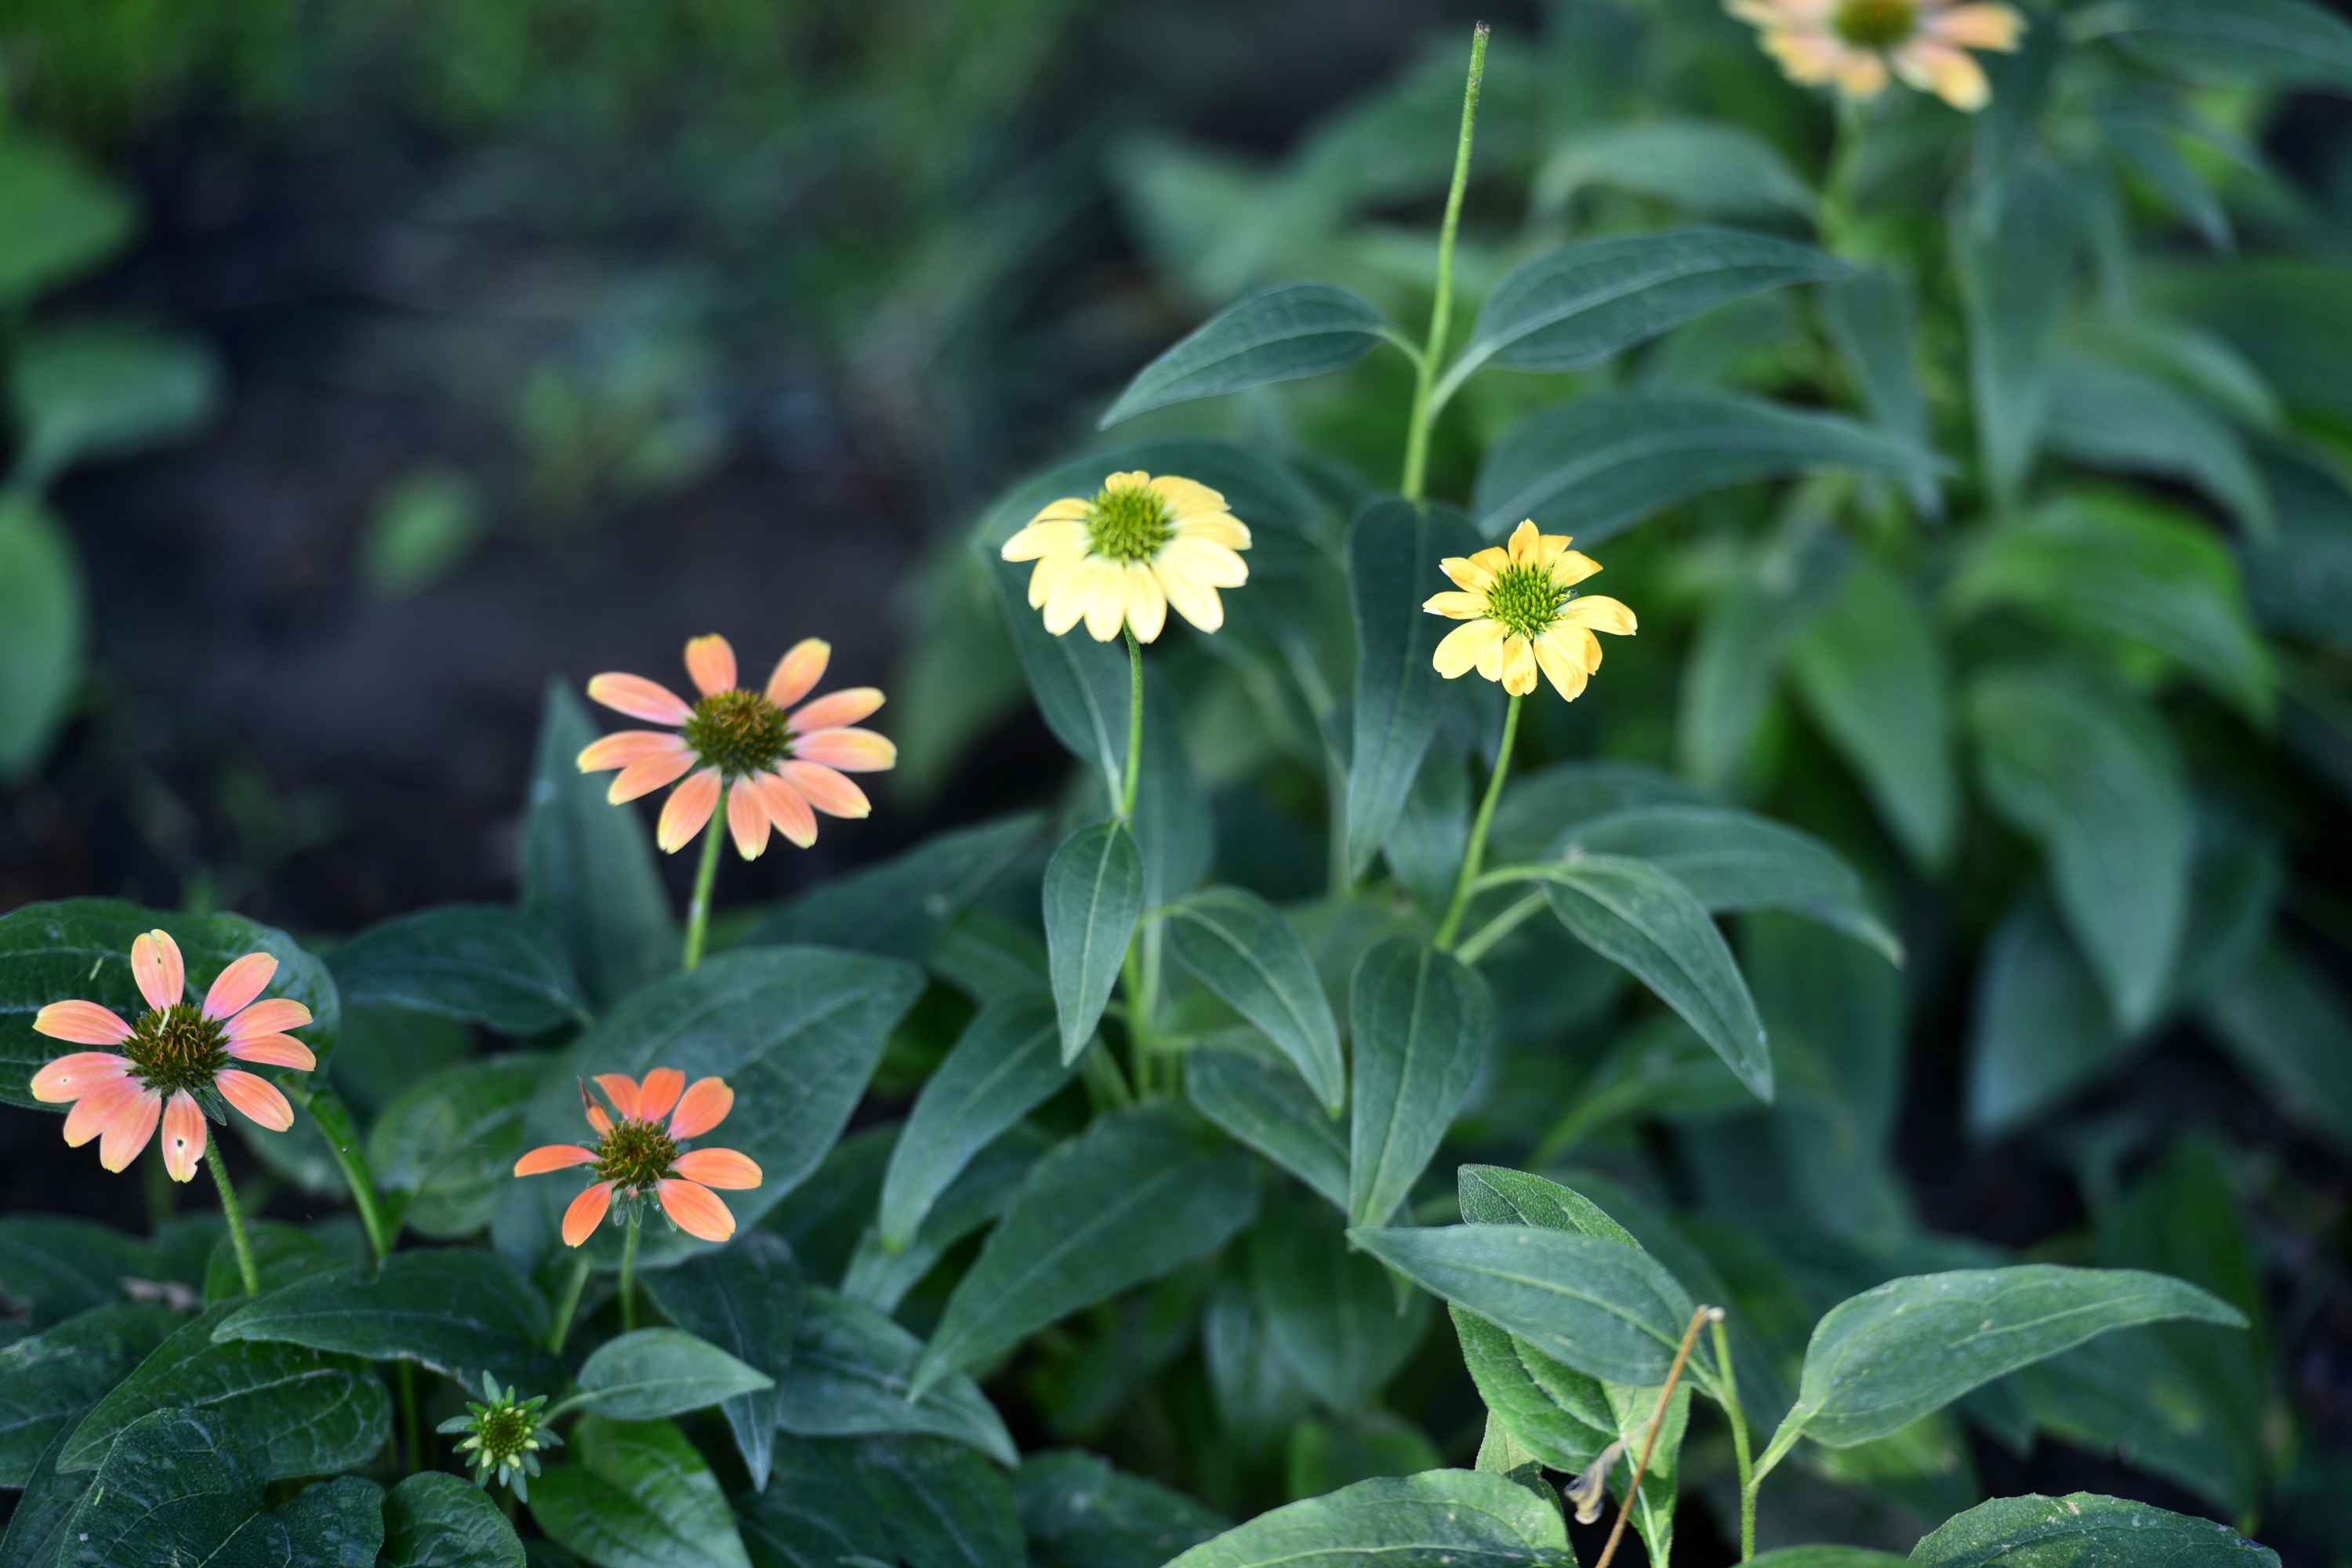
[[1727, 0, 2024, 111], [514, 1069, 760, 1248]]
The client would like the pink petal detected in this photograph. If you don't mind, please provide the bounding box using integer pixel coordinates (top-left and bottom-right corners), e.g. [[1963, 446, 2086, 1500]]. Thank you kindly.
[[671, 1148, 761, 1189], [64, 1080, 144, 1147], [223, 998, 312, 1041], [31, 1051, 132, 1103], [727, 782, 771, 859], [225, 1033, 317, 1071], [586, 673, 694, 727], [667, 1076, 733, 1139], [684, 634, 738, 696], [132, 930, 185, 1012], [765, 638, 830, 710], [789, 687, 884, 731], [578, 730, 689, 772], [779, 760, 869, 819], [657, 768, 723, 853], [99, 1091, 162, 1173], [656, 1178, 735, 1243], [594, 1074, 643, 1120], [607, 748, 696, 804], [789, 727, 897, 773], [202, 953, 279, 1022], [33, 1001, 132, 1047], [637, 1069, 685, 1123], [160, 1092, 206, 1182], [217, 1069, 295, 1133], [515, 1144, 598, 1176], [754, 773, 817, 848], [563, 1181, 616, 1247]]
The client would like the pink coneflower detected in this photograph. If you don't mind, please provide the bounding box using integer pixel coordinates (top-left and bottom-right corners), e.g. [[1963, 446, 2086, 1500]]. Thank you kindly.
[[1726, 0, 2024, 111], [514, 1069, 760, 1246], [30, 929, 313, 1181], [577, 634, 895, 859]]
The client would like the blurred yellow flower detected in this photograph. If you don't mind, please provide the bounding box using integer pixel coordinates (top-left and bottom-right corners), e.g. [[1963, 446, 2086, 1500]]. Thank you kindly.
[[1000, 470, 1250, 642], [1727, 0, 2023, 111], [1425, 521, 1636, 702]]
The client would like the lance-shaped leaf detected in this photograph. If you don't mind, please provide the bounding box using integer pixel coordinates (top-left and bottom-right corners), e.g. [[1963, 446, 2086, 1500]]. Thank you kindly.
[[532, 1415, 750, 1568], [1250, 1198, 1430, 1414], [327, 903, 590, 1033], [848, 1127, 1051, 1314], [737, 1437, 896, 1568], [1168, 888, 1345, 1112], [1534, 122, 1816, 225], [2096, 0, 2352, 92], [217, 1472, 387, 1568], [1911, 1493, 2278, 1568], [211, 1249, 557, 1390], [2042, 358, 2273, 539], [1348, 937, 1493, 1227], [1345, 498, 1478, 877], [1162, 1468, 1566, 1568], [1044, 820, 1145, 1065], [1017, 1450, 1229, 1568], [880, 992, 1073, 1249], [379, 1472, 524, 1568], [570, 1328, 774, 1421], [1772, 1265, 2246, 1452], [1185, 1040, 1351, 1211], [1957, 162, 2082, 503], [643, 1232, 800, 1492], [1820, 268, 1936, 514], [1, 1428, 90, 1567], [368, 1055, 548, 1240], [833, 1433, 1026, 1568], [755, 813, 1045, 962], [0, 1303, 180, 1486], [1539, 855, 1771, 1100], [1100, 283, 1396, 427], [0, 499, 83, 787], [55, 1409, 263, 1568], [777, 1288, 1016, 1466]]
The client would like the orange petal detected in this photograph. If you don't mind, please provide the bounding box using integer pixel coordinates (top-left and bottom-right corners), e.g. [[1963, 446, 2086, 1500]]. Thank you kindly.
[[656, 769, 723, 853], [637, 1069, 685, 1123], [201, 953, 278, 1022], [223, 998, 312, 1041], [766, 638, 830, 709], [586, 1104, 613, 1137], [217, 1069, 295, 1132], [587, 673, 694, 726], [656, 1178, 735, 1243], [608, 748, 696, 804], [727, 781, 771, 859], [754, 773, 817, 849], [515, 1144, 598, 1176], [778, 760, 868, 819], [31, 1051, 132, 1103], [132, 930, 185, 1012], [33, 1001, 132, 1047], [225, 1033, 317, 1071], [579, 730, 689, 772], [667, 1076, 733, 1139], [594, 1073, 643, 1120], [789, 728, 897, 773], [684, 634, 738, 697], [99, 1091, 162, 1173], [65, 1080, 144, 1147], [161, 1092, 206, 1182], [562, 1181, 616, 1247], [671, 1148, 761, 1190], [789, 687, 884, 731]]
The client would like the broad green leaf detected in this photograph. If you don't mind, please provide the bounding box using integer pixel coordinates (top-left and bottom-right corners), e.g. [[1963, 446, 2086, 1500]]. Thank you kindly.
[[1203, 1278, 1314, 1443], [2042, 358, 2272, 537], [1017, 1450, 1227, 1568], [0, 1218, 155, 1329], [1534, 122, 1814, 224], [1911, 1493, 2277, 1568], [0, 499, 85, 783], [1163, 1468, 1567, 1568], [212, 1250, 557, 1389], [61, 1305, 388, 1477], [205, 1220, 362, 1306], [1540, 855, 1772, 1100], [1472, 393, 1940, 544], [1170, 888, 1345, 1112], [56, 1408, 261, 1568], [1534, 1016, 1751, 1155], [1968, 663, 2190, 1032], [379, 1471, 524, 1568], [1385, 724, 1471, 916], [642, 1232, 802, 1490], [880, 991, 1073, 1249], [1679, 528, 1852, 792], [777, 1287, 1016, 1465], [2201, 941, 2352, 1160], [753, 813, 1045, 962], [8, 324, 218, 491], [521, 681, 678, 1010], [1350, 1224, 1694, 1388], [1969, 891, 2125, 1137], [932, 911, 1051, 1004], [2094, 0, 2352, 91], [848, 1126, 1051, 1313], [913, 1102, 1258, 1398], [572, 1327, 773, 1421], [1957, 161, 2083, 502], [761, 1123, 898, 1284], [831, 1433, 1025, 1568], [1774, 1265, 2246, 1450], [1044, 819, 1144, 1065], [1185, 1040, 1352, 1211], [986, 554, 1131, 784], [1345, 498, 1478, 877], [1788, 558, 1956, 868], [1127, 666, 1216, 909], [533, 1416, 750, 1568], [0, 1429, 88, 1568], [1820, 270, 1936, 514], [1250, 1197, 1429, 1414], [1457, 1165, 1639, 1240], [1451, 1304, 1615, 1469], [2245, 456, 2352, 653], [0, 1303, 180, 1485], [1348, 936, 1492, 1227], [0, 134, 133, 307], [1492, 761, 1708, 865], [1754, 1551, 1905, 1568], [737, 1435, 895, 1564], [1099, 283, 1396, 426], [328, 904, 590, 1033], [213, 1473, 385, 1568], [369, 1056, 550, 1240]]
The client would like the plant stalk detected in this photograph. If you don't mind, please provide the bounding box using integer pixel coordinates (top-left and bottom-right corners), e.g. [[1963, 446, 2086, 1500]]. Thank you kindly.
[[619, 1211, 641, 1332], [205, 1137, 261, 1298], [1593, 1306, 1721, 1568], [549, 1253, 592, 1353], [1121, 627, 1145, 822], [1400, 21, 1489, 502], [1434, 692, 1521, 951], [684, 791, 728, 971], [398, 1360, 422, 1475], [1713, 1316, 1757, 1561], [298, 1086, 395, 1261]]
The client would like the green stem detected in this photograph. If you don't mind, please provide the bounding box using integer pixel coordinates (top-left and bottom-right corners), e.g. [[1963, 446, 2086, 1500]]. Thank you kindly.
[[1453, 888, 1547, 966], [1120, 627, 1145, 822], [298, 1087, 395, 1261], [1713, 1318, 1757, 1562], [619, 1212, 641, 1332], [1399, 21, 1489, 502], [1080, 1039, 1135, 1111], [205, 1138, 261, 1298], [684, 790, 728, 971], [1434, 693, 1521, 951], [548, 1253, 592, 1353], [397, 1360, 422, 1475]]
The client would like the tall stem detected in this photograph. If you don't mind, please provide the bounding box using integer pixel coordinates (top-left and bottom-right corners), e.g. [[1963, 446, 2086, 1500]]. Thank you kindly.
[[1399, 21, 1489, 502], [397, 1361, 422, 1475], [1712, 1316, 1757, 1562], [549, 1254, 592, 1354], [1434, 693, 1521, 951], [1120, 628, 1145, 822], [1593, 1307, 1720, 1568], [683, 793, 728, 971], [299, 1086, 394, 1261], [619, 1211, 641, 1332], [205, 1138, 260, 1298]]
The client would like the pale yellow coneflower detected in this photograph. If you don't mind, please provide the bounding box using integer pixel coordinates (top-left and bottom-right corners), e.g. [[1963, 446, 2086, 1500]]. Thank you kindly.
[[1727, 0, 2024, 111]]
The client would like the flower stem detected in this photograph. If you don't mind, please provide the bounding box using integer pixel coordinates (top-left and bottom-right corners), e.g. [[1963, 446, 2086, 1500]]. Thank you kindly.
[[1120, 627, 1145, 822], [397, 1360, 422, 1475], [1593, 1306, 1719, 1568], [619, 1211, 641, 1332], [548, 1253, 592, 1353], [297, 1086, 395, 1261], [684, 791, 728, 971], [1433, 692, 1521, 952], [205, 1137, 260, 1298], [1399, 21, 1488, 503], [1712, 1316, 1758, 1562]]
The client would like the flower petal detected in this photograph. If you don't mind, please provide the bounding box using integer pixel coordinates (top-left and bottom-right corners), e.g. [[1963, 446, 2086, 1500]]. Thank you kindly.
[[656, 1178, 736, 1243], [1534, 633, 1592, 703], [1122, 562, 1167, 644], [1506, 520, 1544, 564], [1024, 543, 1087, 610], [789, 687, 885, 732], [100, 1090, 163, 1173], [1081, 558, 1129, 642], [779, 761, 869, 819], [132, 930, 185, 1012], [226, 1033, 317, 1071], [1170, 510, 1250, 550], [671, 1147, 762, 1189], [1545, 622, 1606, 676], [790, 728, 897, 773], [202, 953, 279, 1022], [223, 998, 312, 1041], [1041, 555, 1100, 637], [218, 1069, 296, 1133], [608, 748, 697, 804], [578, 730, 689, 773], [667, 1076, 734, 1139], [755, 773, 818, 848], [656, 769, 724, 853], [1433, 619, 1504, 680], [515, 1144, 598, 1176], [727, 780, 771, 860], [1929, 3, 2024, 49], [587, 673, 694, 727], [1560, 594, 1638, 637], [1550, 550, 1602, 589], [31, 1051, 132, 1103], [1001, 517, 1090, 562], [637, 1069, 685, 1123], [64, 1080, 143, 1147], [684, 634, 737, 696], [1147, 474, 1231, 522], [1157, 535, 1247, 590], [161, 1091, 207, 1182], [32, 1002, 132, 1047], [766, 639, 831, 709], [562, 1181, 616, 1247], [1499, 634, 1540, 696], [1422, 590, 1486, 620], [1440, 556, 1496, 593], [1893, 38, 1988, 110], [594, 1074, 643, 1120], [1156, 557, 1225, 637]]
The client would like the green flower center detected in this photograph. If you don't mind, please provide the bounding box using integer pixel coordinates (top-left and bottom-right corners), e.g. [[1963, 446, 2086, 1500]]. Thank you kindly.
[[1483, 564, 1572, 641], [1086, 485, 1175, 564], [123, 1004, 227, 1097], [1835, 0, 1917, 48], [594, 1118, 681, 1194], [476, 1404, 539, 1465], [681, 688, 791, 779]]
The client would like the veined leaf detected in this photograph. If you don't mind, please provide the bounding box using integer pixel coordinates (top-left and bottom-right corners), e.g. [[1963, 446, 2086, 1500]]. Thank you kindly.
[[1044, 820, 1144, 1065], [1346, 498, 1477, 878], [532, 1415, 750, 1568], [218, 1473, 386, 1568], [1168, 888, 1345, 1112], [1911, 1493, 2277, 1568], [0, 1217, 157, 1330], [832, 1433, 1025, 1568], [0, 1304, 180, 1486], [849, 1127, 1051, 1313], [572, 1327, 773, 1421], [1099, 283, 1396, 427], [2201, 940, 2352, 1161], [1016, 1450, 1228, 1568], [368, 1055, 548, 1240], [211, 1249, 557, 1390], [1969, 890, 2127, 1137], [2092, 0, 2352, 92], [1185, 1039, 1351, 1211], [880, 991, 1071, 1249], [2042, 358, 2272, 538], [56, 1409, 262, 1568], [1492, 760, 1708, 864], [1250, 1196, 1431, 1414], [643, 1232, 801, 1491], [1348, 936, 1493, 1227], [1534, 123, 1815, 224], [777, 1288, 1016, 1466], [379, 1472, 521, 1566], [755, 813, 1045, 963], [1162, 1468, 1567, 1568], [1956, 161, 2083, 502], [0, 499, 84, 784], [1820, 269, 1937, 515], [737, 1436, 895, 1565]]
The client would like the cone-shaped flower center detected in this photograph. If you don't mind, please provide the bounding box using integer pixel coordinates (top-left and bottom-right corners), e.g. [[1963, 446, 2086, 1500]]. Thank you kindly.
[[1087, 485, 1175, 564], [124, 1004, 229, 1096], [474, 1403, 539, 1467], [1483, 564, 1573, 641], [681, 688, 791, 779], [1835, 0, 1918, 46], [594, 1118, 681, 1194]]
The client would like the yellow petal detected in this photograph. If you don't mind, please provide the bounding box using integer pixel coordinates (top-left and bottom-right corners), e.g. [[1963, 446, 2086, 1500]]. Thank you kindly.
[[1534, 634, 1592, 702], [1929, 4, 2024, 51], [1467, 546, 1511, 576], [1506, 521, 1544, 564], [1157, 556, 1226, 634], [1003, 518, 1089, 561], [1433, 619, 1503, 679], [1833, 46, 1891, 97], [1025, 542, 1087, 609], [1082, 559, 1129, 641], [1148, 474, 1232, 521], [1423, 590, 1486, 620], [1123, 561, 1168, 643], [1551, 550, 1602, 589], [1499, 635, 1540, 695], [1561, 594, 1638, 637], [1173, 510, 1250, 550], [1043, 555, 1098, 636], [1893, 39, 1989, 110], [1102, 470, 1150, 494], [1440, 556, 1495, 593], [1160, 535, 1247, 588], [1544, 622, 1604, 676]]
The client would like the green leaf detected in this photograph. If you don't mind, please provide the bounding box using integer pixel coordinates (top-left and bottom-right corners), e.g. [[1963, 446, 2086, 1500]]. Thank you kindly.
[[1016, 1450, 1228, 1568], [1967, 663, 2190, 1032], [1128, 669, 1215, 910], [1539, 855, 1772, 1100], [2245, 456, 2352, 653], [913, 1102, 1258, 1398], [2094, 0, 2352, 91], [206, 1220, 362, 1307], [1534, 123, 1814, 225], [8, 324, 218, 491], [1911, 1493, 2277, 1568], [0, 1429, 89, 1568], [985, 554, 1131, 785], [1472, 393, 1940, 545], [1492, 761, 1708, 865], [328, 904, 590, 1033], [1678, 529, 1852, 793], [533, 1415, 751, 1568], [1385, 724, 1471, 916], [1752, 1551, 1905, 1568], [736, 1436, 895, 1565], [1820, 269, 1936, 514], [379, 1472, 524, 1567], [761, 1124, 898, 1285], [879, 990, 1072, 1249], [1773, 1265, 2246, 1451], [1099, 283, 1396, 427], [1163, 1468, 1567, 1568], [211, 1250, 558, 1390], [0, 133, 134, 308], [1348, 936, 1492, 1227], [1349, 1224, 1694, 1388], [2200, 940, 2352, 1160], [1185, 1040, 1352, 1211], [0, 1303, 180, 1486], [848, 1127, 1051, 1314], [0, 498, 85, 784], [1452, 1303, 1616, 1470], [56, 1408, 261, 1568], [1169, 888, 1346, 1112], [1957, 161, 2084, 503], [830, 1433, 1025, 1568], [370, 1056, 550, 1240], [754, 814, 1046, 962], [521, 680, 679, 1010], [777, 1287, 1016, 1466], [2042, 358, 2273, 538], [0, 1217, 155, 1329], [1044, 819, 1145, 1066], [572, 1327, 774, 1421], [1250, 1197, 1429, 1414], [1345, 498, 1479, 878], [642, 1232, 802, 1491], [1968, 891, 2125, 1137], [216, 1474, 387, 1568]]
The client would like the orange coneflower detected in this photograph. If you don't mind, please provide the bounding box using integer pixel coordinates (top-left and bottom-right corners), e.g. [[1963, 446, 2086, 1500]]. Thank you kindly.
[[30, 929, 313, 1180], [578, 635, 895, 858], [514, 1069, 760, 1246]]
